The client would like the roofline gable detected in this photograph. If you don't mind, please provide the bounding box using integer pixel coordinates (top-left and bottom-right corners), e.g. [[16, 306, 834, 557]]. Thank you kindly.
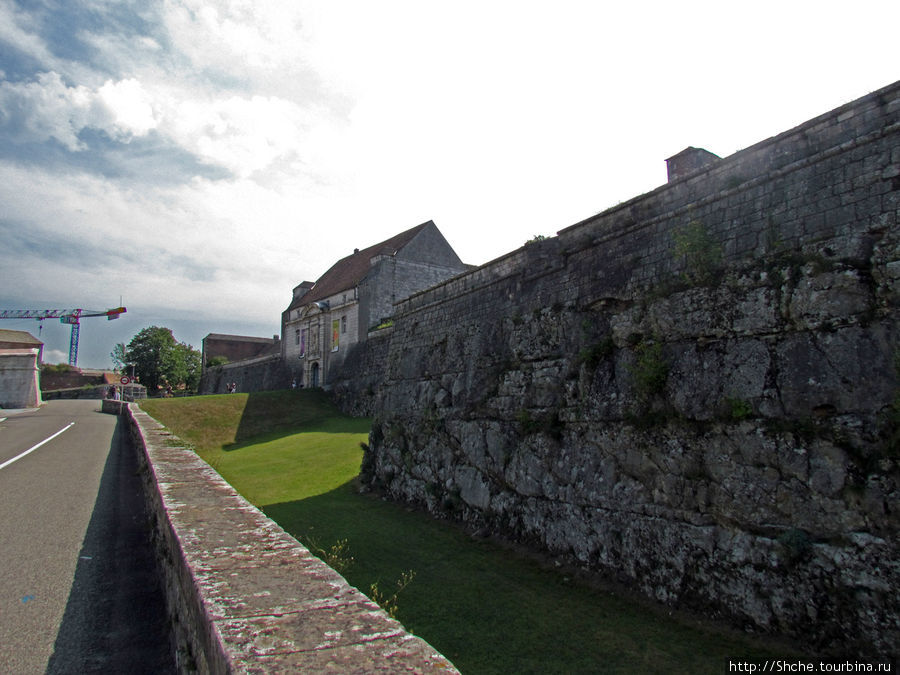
[[286, 221, 437, 310]]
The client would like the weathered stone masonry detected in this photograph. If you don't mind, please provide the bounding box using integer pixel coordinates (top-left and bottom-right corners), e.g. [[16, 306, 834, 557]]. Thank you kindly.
[[331, 81, 900, 658]]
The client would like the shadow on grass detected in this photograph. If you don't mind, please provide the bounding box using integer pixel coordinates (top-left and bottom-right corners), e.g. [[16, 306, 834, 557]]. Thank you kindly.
[[263, 482, 796, 675], [224, 389, 369, 450]]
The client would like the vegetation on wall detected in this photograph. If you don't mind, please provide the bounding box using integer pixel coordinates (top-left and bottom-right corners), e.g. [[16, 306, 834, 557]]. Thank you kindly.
[[722, 396, 754, 422], [40, 362, 77, 374], [673, 219, 723, 285], [516, 407, 564, 439], [206, 355, 229, 368], [627, 338, 669, 401], [578, 336, 615, 370]]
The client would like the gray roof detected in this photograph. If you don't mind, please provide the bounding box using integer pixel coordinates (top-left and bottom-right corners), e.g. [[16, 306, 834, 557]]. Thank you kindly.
[[288, 221, 434, 311], [0, 329, 43, 346]]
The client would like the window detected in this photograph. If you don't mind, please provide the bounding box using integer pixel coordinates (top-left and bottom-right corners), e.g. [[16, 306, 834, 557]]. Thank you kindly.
[[299, 329, 306, 357], [341, 316, 347, 334], [295, 329, 300, 345]]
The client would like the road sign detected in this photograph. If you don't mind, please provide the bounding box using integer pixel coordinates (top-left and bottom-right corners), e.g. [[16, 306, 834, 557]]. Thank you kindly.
[[120, 376, 131, 385]]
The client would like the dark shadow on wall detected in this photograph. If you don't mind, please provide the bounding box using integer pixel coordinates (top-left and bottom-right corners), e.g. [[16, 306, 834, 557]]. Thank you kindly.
[[200, 356, 291, 396], [46, 416, 175, 674]]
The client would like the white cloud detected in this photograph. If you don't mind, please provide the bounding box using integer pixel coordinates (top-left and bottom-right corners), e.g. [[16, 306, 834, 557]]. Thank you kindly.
[[0, 160, 323, 326], [0, 69, 332, 184], [0, 72, 162, 149], [161, 0, 316, 92], [0, 0, 56, 70], [0, 72, 93, 150], [43, 349, 69, 364], [97, 78, 159, 138], [164, 93, 312, 178]]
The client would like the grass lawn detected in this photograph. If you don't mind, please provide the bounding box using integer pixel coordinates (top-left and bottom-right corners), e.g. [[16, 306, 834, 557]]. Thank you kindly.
[[141, 391, 802, 674]]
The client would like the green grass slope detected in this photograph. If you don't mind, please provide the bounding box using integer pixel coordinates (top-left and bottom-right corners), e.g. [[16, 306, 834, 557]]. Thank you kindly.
[[141, 390, 368, 503], [141, 390, 801, 674]]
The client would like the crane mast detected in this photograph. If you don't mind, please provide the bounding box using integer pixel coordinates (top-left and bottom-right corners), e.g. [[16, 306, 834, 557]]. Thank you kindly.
[[0, 306, 126, 366]]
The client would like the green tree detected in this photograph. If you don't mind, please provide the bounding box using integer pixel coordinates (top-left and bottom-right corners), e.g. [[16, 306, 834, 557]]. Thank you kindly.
[[125, 326, 174, 393], [165, 341, 202, 392], [110, 342, 127, 371], [124, 326, 202, 394]]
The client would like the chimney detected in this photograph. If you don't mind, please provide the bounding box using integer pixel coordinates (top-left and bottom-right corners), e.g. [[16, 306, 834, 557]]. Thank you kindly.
[[665, 147, 720, 182]]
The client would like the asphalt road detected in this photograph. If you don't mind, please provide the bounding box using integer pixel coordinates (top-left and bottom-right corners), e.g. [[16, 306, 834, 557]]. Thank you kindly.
[[0, 400, 174, 674]]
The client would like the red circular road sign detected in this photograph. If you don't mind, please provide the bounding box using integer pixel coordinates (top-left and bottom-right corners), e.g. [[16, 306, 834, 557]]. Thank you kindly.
[[120, 376, 131, 385]]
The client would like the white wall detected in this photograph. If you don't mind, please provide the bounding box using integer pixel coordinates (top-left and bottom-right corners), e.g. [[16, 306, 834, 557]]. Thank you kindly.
[[0, 349, 42, 408]]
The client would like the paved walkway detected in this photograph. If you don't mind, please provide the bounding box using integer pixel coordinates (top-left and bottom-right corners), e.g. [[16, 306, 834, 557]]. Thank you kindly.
[[0, 400, 174, 673]]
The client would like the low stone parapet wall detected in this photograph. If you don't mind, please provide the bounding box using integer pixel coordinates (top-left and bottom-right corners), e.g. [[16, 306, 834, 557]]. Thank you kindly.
[[44, 384, 147, 401], [101, 399, 127, 415], [124, 403, 457, 673]]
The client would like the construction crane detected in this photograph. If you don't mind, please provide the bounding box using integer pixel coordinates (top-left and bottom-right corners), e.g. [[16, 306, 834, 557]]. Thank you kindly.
[[0, 306, 126, 366]]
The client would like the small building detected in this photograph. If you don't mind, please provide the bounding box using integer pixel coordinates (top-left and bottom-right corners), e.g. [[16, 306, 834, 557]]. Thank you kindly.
[[0, 329, 43, 408], [283, 220, 467, 388], [0, 328, 44, 361]]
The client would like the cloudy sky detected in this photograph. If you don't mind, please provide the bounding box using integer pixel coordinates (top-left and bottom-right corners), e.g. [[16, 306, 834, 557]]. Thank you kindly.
[[0, 0, 897, 369]]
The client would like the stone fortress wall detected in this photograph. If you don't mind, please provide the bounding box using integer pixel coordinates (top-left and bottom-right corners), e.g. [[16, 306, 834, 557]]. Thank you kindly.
[[201, 353, 289, 395], [330, 81, 900, 657]]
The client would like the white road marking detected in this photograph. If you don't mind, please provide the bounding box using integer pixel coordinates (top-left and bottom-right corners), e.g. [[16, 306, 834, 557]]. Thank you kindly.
[[0, 423, 75, 471]]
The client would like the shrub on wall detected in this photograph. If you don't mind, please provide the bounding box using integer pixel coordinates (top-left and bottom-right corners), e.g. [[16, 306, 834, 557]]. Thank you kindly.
[[628, 339, 669, 402], [578, 336, 615, 371], [673, 219, 723, 285]]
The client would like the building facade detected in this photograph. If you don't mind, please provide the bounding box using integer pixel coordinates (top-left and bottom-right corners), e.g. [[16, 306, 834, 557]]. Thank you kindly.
[[282, 221, 467, 388]]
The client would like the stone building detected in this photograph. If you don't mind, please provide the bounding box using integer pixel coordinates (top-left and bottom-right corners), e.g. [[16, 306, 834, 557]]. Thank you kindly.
[[0, 328, 44, 361], [283, 221, 467, 388], [0, 330, 43, 408]]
